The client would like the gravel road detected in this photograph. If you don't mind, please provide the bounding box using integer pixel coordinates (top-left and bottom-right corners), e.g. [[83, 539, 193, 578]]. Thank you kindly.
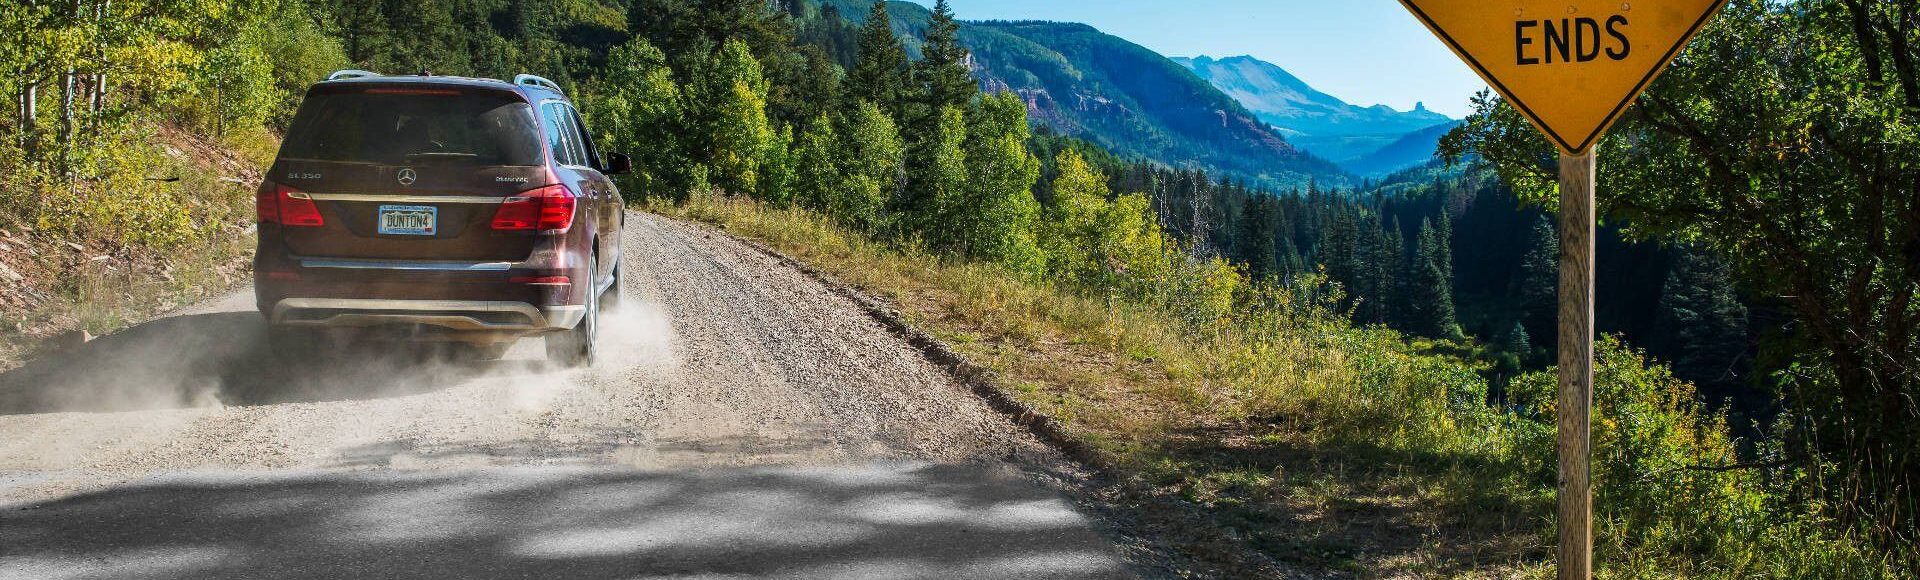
[[0, 212, 1136, 579]]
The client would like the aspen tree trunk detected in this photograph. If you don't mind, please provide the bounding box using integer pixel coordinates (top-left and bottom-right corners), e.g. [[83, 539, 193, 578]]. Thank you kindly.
[[55, 0, 80, 171], [91, 0, 107, 113], [16, 86, 34, 150], [59, 70, 74, 170], [20, 2, 37, 148]]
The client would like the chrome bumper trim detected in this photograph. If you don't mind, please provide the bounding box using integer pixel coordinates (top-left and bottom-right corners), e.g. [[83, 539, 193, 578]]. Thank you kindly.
[[272, 298, 579, 331], [305, 193, 505, 204], [299, 258, 513, 272]]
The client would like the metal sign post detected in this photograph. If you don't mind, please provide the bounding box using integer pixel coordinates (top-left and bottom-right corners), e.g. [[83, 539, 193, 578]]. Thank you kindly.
[[1393, 2, 1728, 577]]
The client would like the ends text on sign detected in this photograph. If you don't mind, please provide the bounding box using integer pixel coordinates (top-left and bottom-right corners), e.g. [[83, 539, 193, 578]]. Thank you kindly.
[[1517, 16, 1630, 65]]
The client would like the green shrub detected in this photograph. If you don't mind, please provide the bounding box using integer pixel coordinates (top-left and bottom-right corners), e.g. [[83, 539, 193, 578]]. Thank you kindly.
[[1504, 338, 1899, 577], [26, 124, 236, 249]]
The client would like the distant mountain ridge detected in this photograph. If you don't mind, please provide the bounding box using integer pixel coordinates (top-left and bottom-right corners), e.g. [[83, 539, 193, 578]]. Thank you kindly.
[[1175, 55, 1455, 175], [1175, 55, 1451, 139], [819, 1, 1349, 189]]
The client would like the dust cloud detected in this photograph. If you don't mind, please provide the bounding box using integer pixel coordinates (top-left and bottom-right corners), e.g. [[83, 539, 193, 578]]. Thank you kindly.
[[0, 297, 677, 417], [505, 300, 677, 412]]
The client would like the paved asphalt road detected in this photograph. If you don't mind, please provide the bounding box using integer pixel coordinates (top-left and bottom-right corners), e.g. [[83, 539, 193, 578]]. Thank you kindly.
[[0, 212, 1137, 579]]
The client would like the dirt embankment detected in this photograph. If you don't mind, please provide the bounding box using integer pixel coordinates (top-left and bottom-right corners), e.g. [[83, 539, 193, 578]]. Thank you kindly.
[[0, 125, 262, 369]]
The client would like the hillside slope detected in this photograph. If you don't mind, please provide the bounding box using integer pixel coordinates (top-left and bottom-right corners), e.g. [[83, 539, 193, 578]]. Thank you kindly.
[[0, 125, 259, 369], [822, 1, 1348, 189]]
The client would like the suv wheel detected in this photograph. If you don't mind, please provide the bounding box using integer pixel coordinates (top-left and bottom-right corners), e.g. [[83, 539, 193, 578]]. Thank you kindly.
[[545, 256, 599, 367]]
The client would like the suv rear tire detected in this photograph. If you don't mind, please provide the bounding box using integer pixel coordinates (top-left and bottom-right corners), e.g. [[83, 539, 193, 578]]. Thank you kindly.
[[545, 256, 599, 367]]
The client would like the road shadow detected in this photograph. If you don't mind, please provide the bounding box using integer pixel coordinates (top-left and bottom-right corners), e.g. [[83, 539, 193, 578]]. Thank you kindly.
[[0, 463, 1133, 579], [0, 312, 544, 415], [327, 432, 848, 470]]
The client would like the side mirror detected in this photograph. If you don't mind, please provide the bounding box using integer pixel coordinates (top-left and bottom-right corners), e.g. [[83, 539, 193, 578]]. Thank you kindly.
[[605, 153, 632, 175]]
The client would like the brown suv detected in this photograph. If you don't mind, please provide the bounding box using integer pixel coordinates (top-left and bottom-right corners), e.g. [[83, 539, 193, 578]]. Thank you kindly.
[[253, 71, 628, 366]]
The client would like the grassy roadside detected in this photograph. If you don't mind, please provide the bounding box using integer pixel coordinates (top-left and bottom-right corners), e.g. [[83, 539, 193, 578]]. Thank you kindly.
[[650, 194, 1545, 576], [651, 194, 1903, 578], [0, 125, 268, 371]]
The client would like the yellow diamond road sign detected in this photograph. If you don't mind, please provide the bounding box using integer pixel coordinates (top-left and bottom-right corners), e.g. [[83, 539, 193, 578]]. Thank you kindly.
[[1399, 0, 1727, 153]]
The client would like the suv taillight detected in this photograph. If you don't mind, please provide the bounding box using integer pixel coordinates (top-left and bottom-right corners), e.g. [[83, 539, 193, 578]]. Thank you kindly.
[[491, 184, 575, 231], [255, 183, 324, 227]]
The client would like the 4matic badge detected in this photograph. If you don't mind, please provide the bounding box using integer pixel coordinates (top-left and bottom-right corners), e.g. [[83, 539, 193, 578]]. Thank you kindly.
[[397, 168, 418, 186]]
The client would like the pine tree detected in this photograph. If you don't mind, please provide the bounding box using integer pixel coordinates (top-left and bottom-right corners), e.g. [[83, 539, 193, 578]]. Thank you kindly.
[[331, 0, 391, 63], [898, 1, 980, 241], [384, 0, 461, 74], [1277, 236, 1305, 281], [1381, 216, 1407, 328], [1235, 195, 1278, 279], [1493, 321, 1532, 390], [1299, 179, 1324, 254], [782, 46, 842, 126], [1318, 208, 1358, 306], [1656, 247, 1749, 392], [1501, 321, 1531, 358], [915, 0, 975, 113], [845, 0, 907, 116], [1434, 209, 1455, 292], [1516, 215, 1557, 350], [1409, 217, 1460, 338], [1353, 213, 1385, 323]]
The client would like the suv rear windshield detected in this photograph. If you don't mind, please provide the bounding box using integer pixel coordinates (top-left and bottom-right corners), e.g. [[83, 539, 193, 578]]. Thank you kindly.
[[279, 88, 543, 166]]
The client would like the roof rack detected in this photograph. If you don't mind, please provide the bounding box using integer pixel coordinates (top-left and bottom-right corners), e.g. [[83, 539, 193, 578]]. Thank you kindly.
[[513, 74, 564, 94], [326, 69, 381, 81]]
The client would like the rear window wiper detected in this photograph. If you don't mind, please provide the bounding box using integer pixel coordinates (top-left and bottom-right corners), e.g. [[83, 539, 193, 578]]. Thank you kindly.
[[404, 152, 480, 161]]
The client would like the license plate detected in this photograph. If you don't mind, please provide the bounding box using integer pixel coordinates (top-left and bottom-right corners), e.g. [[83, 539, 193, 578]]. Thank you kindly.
[[377, 205, 437, 236]]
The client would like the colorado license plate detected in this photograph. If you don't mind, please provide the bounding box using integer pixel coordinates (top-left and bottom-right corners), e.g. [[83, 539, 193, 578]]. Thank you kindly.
[[377, 205, 437, 236]]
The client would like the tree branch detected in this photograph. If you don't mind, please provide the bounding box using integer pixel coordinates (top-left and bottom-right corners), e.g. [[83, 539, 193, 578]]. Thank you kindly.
[[1842, 0, 1887, 90], [1882, 0, 1920, 113], [1683, 459, 1792, 473]]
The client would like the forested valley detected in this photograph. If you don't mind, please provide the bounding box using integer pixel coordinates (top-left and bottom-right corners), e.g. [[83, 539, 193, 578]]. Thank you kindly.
[[2, 0, 1912, 576]]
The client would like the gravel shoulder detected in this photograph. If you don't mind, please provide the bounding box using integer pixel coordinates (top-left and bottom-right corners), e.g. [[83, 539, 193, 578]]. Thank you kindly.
[[0, 211, 1141, 579]]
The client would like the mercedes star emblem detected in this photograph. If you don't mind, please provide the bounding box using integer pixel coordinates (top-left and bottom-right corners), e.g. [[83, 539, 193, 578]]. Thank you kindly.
[[397, 168, 417, 186]]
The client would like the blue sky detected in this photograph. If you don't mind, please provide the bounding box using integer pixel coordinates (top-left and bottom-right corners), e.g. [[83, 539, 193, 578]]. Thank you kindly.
[[904, 0, 1489, 118]]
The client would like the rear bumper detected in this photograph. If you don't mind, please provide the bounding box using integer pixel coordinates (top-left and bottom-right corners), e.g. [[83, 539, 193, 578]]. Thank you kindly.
[[269, 298, 586, 332], [253, 220, 598, 339]]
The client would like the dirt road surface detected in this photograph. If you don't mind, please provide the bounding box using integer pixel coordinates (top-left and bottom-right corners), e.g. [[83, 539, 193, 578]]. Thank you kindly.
[[0, 212, 1139, 579]]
